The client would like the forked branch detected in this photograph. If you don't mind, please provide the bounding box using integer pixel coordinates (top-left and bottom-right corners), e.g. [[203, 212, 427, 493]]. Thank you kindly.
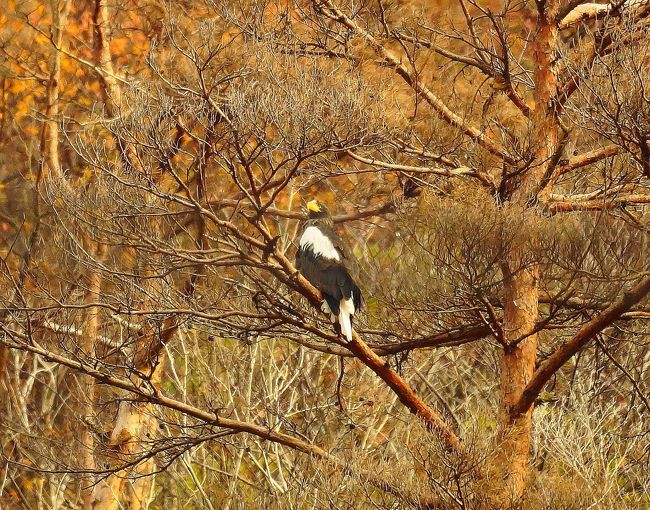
[[312, 0, 517, 166]]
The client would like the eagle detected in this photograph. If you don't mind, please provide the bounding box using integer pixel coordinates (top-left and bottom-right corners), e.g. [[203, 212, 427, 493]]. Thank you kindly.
[[296, 200, 362, 342]]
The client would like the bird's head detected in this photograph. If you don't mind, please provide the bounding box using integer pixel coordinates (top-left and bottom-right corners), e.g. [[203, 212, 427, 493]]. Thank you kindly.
[[305, 199, 331, 219]]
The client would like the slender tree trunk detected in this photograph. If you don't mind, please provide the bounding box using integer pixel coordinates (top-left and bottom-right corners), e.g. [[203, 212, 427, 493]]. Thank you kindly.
[[93, 0, 122, 110], [90, 319, 174, 510], [80, 245, 105, 508], [91, 409, 156, 509], [493, 258, 539, 507], [43, 0, 69, 178], [90, 375, 162, 510], [492, 4, 559, 505], [89, 3, 159, 506]]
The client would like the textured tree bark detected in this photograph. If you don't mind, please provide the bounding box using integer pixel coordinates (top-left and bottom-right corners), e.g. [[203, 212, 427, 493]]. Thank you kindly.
[[492, 3, 559, 505], [90, 319, 172, 510], [493, 259, 539, 507], [80, 249, 104, 508], [512, 273, 650, 417]]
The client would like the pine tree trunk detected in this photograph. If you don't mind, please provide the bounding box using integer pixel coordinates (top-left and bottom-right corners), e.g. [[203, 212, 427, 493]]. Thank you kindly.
[[492, 258, 539, 507], [491, 4, 559, 505]]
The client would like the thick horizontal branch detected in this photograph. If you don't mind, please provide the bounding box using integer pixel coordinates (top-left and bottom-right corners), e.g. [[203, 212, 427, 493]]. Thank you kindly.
[[559, 0, 650, 30], [539, 292, 609, 311], [368, 325, 490, 355], [40, 320, 116, 348], [555, 3, 650, 106], [547, 193, 650, 213], [293, 324, 489, 357], [0, 331, 437, 509], [510, 273, 650, 418], [12, 299, 485, 358], [346, 151, 476, 178], [559, 2, 612, 30], [554, 145, 621, 178], [313, 0, 516, 166]]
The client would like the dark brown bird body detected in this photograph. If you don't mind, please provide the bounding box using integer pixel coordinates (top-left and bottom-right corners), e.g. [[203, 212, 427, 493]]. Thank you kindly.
[[296, 201, 361, 341]]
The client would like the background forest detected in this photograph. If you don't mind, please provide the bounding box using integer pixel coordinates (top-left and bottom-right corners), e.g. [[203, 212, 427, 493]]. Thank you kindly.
[[0, 0, 649, 508]]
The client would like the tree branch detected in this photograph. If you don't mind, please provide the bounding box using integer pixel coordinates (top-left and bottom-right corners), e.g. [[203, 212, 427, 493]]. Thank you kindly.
[[0, 330, 437, 509], [554, 144, 622, 177], [312, 0, 517, 166], [346, 150, 481, 180], [264, 244, 465, 452], [510, 273, 650, 418], [206, 197, 397, 223], [547, 193, 650, 213], [367, 325, 490, 355], [346, 330, 463, 450], [559, 2, 613, 30]]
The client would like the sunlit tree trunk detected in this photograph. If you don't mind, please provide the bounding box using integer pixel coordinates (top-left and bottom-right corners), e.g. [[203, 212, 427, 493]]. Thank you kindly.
[[43, 0, 70, 178], [494, 260, 539, 506], [80, 247, 104, 507], [90, 313, 179, 509], [493, 3, 559, 505], [90, 360, 164, 510], [88, 2, 159, 506]]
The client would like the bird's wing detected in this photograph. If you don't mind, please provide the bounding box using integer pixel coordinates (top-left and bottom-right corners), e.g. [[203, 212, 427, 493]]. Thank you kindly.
[[320, 225, 359, 279], [296, 220, 362, 311]]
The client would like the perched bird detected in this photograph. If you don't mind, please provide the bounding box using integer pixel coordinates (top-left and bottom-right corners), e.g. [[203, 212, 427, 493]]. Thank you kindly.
[[296, 199, 362, 342]]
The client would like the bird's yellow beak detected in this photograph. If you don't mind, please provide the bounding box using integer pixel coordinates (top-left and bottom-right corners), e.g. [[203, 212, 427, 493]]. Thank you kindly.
[[307, 200, 321, 213]]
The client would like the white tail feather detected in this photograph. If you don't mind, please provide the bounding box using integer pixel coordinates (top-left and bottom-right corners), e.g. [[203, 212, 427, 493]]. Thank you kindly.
[[338, 297, 355, 342]]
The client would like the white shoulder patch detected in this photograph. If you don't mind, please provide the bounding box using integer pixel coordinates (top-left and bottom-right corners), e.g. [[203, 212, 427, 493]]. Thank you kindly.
[[300, 226, 341, 261]]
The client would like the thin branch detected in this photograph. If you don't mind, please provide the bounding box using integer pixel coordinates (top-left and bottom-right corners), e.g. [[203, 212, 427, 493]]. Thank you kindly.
[[346, 151, 478, 178], [206, 197, 398, 223], [312, 0, 517, 166], [0, 330, 438, 509]]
